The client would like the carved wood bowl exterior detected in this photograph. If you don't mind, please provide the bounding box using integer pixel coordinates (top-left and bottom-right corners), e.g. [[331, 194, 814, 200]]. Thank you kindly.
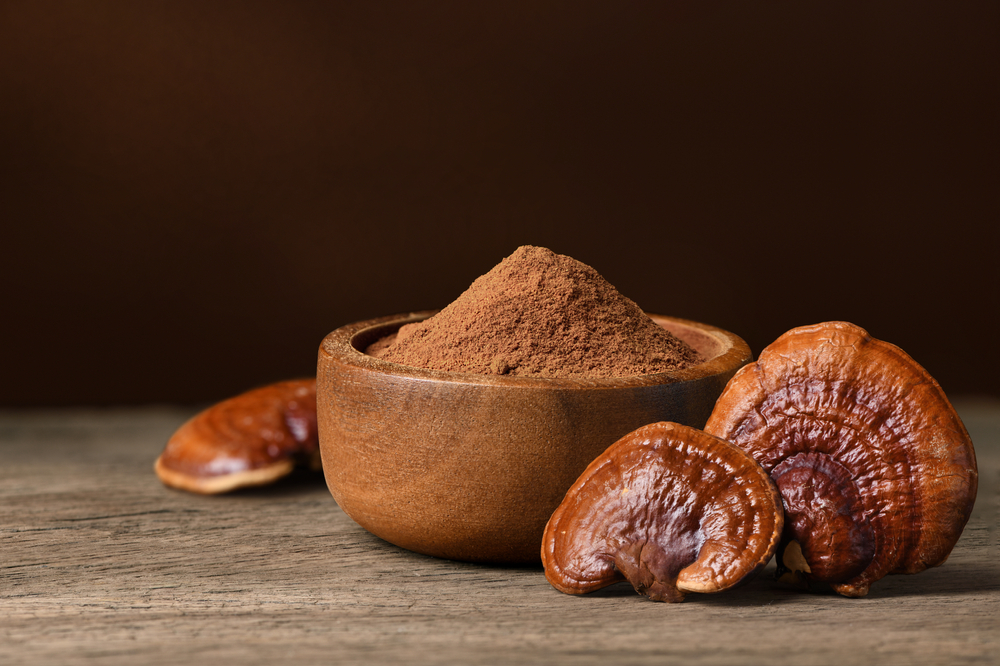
[[316, 311, 752, 564]]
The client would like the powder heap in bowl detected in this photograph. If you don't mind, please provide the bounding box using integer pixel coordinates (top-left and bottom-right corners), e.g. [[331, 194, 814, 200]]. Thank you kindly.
[[369, 245, 702, 378]]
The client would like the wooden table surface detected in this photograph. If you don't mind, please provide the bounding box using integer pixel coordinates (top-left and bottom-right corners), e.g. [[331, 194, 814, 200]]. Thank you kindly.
[[2, 399, 998, 665]]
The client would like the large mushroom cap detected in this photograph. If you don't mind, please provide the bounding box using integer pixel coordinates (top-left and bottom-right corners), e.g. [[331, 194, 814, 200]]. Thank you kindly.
[[704, 321, 978, 597], [155, 379, 319, 494], [541, 422, 783, 602]]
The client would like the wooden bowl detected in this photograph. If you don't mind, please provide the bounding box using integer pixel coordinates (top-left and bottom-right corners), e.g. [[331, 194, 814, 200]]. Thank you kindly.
[[316, 311, 751, 564]]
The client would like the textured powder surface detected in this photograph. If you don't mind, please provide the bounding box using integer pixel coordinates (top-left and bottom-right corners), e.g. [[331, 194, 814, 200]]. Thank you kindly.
[[371, 246, 702, 378]]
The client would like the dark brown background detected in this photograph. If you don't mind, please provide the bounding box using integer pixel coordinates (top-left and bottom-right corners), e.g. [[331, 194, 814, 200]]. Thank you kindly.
[[2, 1, 997, 407]]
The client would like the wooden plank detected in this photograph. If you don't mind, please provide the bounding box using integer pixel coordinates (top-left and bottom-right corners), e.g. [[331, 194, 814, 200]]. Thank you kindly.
[[1, 402, 998, 665]]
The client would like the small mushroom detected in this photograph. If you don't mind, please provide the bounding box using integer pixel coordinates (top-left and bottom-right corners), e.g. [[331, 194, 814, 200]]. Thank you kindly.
[[541, 422, 783, 602], [155, 379, 320, 494], [704, 321, 978, 597]]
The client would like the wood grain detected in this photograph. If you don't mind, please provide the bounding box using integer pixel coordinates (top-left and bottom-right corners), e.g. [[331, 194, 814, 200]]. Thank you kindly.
[[1, 402, 998, 665]]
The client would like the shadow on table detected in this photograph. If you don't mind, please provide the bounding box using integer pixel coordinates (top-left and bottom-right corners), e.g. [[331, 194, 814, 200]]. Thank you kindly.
[[581, 556, 999, 605], [216, 468, 330, 498]]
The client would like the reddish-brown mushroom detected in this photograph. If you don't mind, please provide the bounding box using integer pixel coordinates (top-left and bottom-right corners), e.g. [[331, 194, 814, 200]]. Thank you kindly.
[[704, 321, 978, 597], [155, 379, 320, 494], [541, 422, 783, 602]]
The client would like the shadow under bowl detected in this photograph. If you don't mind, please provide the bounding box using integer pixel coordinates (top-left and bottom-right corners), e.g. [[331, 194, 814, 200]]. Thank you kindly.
[[316, 312, 751, 564]]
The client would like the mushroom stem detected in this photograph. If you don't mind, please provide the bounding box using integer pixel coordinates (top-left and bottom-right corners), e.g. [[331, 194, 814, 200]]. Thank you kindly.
[[771, 452, 875, 589], [611, 537, 700, 603]]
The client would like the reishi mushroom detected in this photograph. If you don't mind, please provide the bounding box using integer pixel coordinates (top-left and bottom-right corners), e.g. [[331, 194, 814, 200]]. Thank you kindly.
[[704, 321, 978, 597], [155, 379, 320, 494], [541, 422, 784, 602]]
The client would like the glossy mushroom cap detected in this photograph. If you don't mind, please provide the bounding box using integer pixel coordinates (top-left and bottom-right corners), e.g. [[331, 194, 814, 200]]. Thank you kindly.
[[704, 321, 978, 597], [155, 379, 319, 494], [541, 422, 783, 602]]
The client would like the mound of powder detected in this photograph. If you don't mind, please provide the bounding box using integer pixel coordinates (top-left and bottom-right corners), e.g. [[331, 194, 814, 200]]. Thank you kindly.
[[370, 245, 702, 378]]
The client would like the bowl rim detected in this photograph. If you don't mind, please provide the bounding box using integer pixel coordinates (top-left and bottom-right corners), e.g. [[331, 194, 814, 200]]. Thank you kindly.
[[319, 311, 751, 390]]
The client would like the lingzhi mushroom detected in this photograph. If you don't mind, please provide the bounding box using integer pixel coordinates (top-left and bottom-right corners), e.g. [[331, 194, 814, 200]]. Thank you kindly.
[[541, 422, 784, 602], [704, 321, 978, 597], [155, 379, 320, 494]]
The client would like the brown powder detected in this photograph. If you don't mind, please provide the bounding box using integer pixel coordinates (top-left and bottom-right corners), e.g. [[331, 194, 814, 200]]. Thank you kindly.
[[370, 245, 702, 378]]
